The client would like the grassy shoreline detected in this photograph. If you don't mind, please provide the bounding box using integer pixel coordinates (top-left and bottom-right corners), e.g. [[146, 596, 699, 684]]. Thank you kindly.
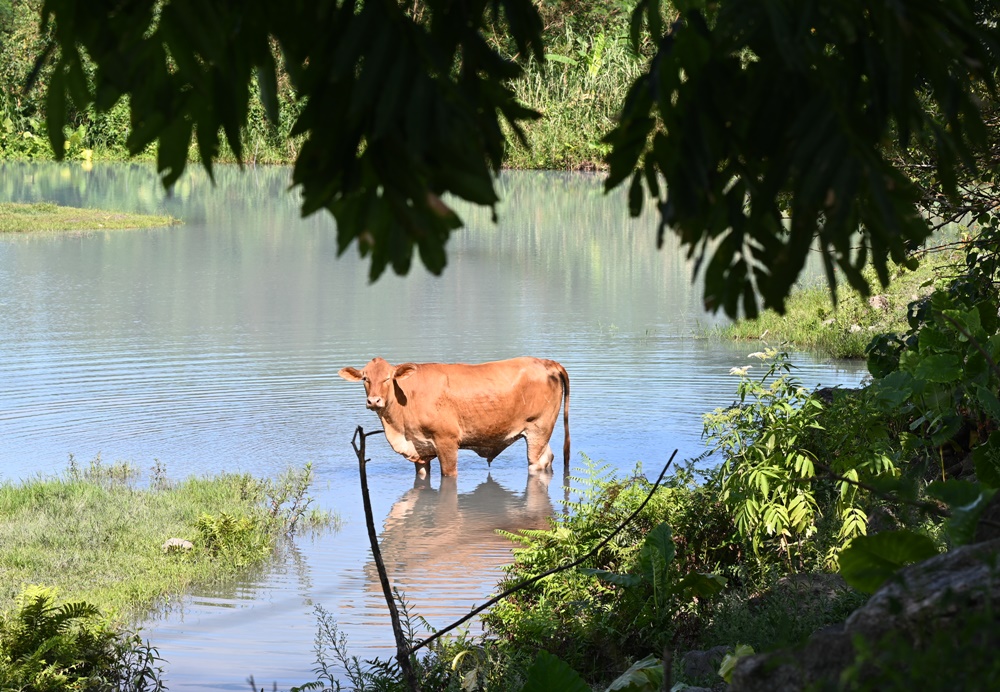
[[0, 202, 179, 233], [0, 458, 331, 622], [706, 249, 963, 358]]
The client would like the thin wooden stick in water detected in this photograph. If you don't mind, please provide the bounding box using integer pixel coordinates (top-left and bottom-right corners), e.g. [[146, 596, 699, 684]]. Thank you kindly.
[[352, 426, 419, 692]]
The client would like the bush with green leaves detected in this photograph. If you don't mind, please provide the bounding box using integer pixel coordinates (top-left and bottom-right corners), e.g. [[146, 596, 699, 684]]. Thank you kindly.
[[0, 585, 164, 692], [867, 254, 1000, 479], [703, 350, 912, 576], [481, 457, 733, 681]]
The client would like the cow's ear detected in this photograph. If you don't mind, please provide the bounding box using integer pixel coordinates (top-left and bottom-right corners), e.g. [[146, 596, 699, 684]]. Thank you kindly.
[[338, 367, 363, 382], [393, 363, 418, 380]]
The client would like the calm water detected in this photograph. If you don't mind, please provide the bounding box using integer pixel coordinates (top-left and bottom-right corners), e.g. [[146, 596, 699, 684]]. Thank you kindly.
[[0, 162, 867, 689]]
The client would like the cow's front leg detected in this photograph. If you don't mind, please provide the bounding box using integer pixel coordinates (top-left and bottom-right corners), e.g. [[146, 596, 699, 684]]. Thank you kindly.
[[526, 437, 555, 473], [413, 460, 431, 480], [436, 439, 460, 477]]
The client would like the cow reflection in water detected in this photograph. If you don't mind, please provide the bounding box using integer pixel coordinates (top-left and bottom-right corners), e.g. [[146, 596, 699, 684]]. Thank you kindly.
[[366, 473, 553, 597]]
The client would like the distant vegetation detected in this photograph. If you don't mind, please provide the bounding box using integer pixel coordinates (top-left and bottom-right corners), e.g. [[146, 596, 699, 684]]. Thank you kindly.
[[707, 249, 965, 359], [0, 0, 631, 171]]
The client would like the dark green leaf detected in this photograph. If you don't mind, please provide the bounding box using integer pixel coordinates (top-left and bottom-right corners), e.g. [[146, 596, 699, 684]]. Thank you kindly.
[[912, 354, 962, 383], [925, 479, 985, 507], [605, 654, 664, 691], [839, 531, 940, 593], [628, 170, 644, 217], [927, 481, 998, 546], [675, 572, 727, 599], [973, 431, 1000, 489], [580, 568, 643, 589], [519, 651, 590, 692], [643, 522, 675, 565]]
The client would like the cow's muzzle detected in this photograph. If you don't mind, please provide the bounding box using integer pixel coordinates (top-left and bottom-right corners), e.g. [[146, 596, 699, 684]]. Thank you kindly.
[[366, 396, 384, 410]]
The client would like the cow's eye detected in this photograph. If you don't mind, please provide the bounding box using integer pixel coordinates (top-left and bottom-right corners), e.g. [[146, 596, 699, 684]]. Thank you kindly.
[[361, 376, 369, 383]]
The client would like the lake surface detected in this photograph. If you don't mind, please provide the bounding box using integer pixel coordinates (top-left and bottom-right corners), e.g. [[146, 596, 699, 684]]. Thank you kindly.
[[0, 162, 868, 689]]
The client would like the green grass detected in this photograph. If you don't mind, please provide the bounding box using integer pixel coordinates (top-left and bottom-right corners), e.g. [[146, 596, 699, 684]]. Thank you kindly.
[[0, 457, 333, 623], [706, 251, 963, 358], [503, 33, 645, 170], [0, 202, 179, 233]]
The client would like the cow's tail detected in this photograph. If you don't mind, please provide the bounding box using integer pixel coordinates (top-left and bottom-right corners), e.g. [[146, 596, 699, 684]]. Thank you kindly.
[[554, 361, 570, 469]]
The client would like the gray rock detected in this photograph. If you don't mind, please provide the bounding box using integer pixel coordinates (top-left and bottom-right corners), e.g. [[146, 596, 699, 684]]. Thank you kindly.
[[868, 295, 890, 311], [681, 645, 730, 682], [729, 538, 1000, 691], [161, 537, 194, 553]]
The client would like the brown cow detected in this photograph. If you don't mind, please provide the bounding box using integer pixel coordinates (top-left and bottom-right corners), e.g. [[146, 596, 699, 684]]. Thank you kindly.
[[338, 357, 570, 477]]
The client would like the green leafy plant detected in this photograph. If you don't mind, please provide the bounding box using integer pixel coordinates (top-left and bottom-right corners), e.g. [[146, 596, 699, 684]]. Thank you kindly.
[[583, 522, 726, 622], [704, 350, 913, 574], [195, 511, 270, 567], [837, 530, 941, 593], [704, 351, 827, 570], [0, 585, 164, 691], [484, 456, 733, 680]]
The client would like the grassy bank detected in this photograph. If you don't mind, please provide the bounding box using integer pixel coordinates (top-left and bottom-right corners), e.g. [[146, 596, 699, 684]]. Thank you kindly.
[[706, 249, 962, 358], [0, 202, 178, 233], [0, 457, 331, 621]]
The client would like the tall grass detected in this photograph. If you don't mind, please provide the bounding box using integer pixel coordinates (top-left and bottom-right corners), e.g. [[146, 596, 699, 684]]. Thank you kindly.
[[504, 24, 646, 170]]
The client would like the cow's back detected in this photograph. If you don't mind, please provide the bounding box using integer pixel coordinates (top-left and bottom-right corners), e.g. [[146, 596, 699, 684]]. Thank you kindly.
[[398, 357, 560, 434]]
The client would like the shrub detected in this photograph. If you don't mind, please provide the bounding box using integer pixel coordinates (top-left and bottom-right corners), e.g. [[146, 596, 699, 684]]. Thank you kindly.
[[0, 585, 164, 691]]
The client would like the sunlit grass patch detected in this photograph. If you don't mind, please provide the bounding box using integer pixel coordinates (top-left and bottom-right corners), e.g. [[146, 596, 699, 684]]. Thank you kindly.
[[706, 251, 962, 359], [0, 201, 179, 233], [0, 457, 335, 623]]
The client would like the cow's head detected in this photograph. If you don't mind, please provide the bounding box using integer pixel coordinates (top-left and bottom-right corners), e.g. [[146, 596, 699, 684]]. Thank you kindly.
[[338, 357, 417, 411]]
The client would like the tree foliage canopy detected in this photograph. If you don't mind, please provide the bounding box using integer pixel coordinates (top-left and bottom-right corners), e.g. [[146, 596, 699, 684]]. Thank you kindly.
[[608, 0, 1000, 316], [37, 0, 1000, 317], [40, 0, 544, 281]]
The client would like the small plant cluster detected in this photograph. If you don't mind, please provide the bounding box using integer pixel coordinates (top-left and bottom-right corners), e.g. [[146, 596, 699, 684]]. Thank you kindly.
[[0, 585, 164, 692], [195, 463, 334, 569], [480, 457, 738, 683], [285, 598, 533, 692], [704, 350, 912, 574]]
